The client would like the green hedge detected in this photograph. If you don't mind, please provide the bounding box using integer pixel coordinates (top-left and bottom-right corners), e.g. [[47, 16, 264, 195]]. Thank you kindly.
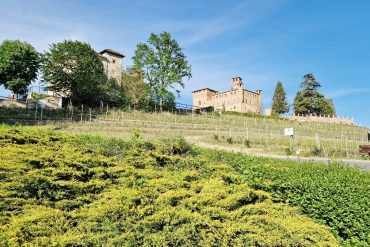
[[205, 151, 370, 246]]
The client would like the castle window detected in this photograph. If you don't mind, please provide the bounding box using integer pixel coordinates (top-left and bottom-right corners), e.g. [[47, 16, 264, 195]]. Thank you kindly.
[[199, 100, 201, 105], [112, 59, 116, 63]]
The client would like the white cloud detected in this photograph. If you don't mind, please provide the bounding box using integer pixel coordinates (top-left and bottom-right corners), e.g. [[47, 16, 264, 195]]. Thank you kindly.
[[324, 88, 370, 98]]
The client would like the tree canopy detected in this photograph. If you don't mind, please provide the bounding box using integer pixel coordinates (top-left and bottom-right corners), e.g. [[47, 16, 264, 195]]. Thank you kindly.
[[271, 81, 289, 114], [122, 67, 150, 109], [293, 73, 335, 116], [41, 40, 107, 106], [300, 73, 321, 90], [132, 32, 192, 111], [0, 40, 40, 97]]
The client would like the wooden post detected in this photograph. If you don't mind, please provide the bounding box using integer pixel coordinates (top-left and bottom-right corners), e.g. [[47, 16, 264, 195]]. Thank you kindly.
[[81, 104, 83, 122], [106, 105, 109, 120], [40, 107, 43, 121], [34, 104, 38, 120], [89, 108, 92, 122]]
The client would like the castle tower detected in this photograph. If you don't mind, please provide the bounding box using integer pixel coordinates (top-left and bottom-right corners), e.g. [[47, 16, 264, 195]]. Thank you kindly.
[[99, 49, 125, 83], [231, 77, 243, 90], [256, 89, 263, 114]]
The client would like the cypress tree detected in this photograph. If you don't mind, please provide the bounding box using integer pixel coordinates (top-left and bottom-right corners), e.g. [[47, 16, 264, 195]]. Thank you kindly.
[[271, 81, 289, 114]]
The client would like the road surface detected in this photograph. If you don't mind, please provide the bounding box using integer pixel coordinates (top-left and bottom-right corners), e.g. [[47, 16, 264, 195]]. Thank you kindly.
[[186, 137, 370, 170]]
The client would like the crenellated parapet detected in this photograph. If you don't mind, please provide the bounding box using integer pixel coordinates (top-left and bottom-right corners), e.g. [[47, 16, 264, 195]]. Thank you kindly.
[[288, 114, 354, 125]]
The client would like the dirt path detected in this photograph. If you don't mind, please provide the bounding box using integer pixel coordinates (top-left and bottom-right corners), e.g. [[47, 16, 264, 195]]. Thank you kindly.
[[186, 136, 370, 170]]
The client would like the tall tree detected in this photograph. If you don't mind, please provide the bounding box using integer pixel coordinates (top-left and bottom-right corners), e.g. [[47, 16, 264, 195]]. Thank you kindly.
[[293, 73, 336, 116], [0, 40, 40, 98], [132, 32, 192, 111], [271, 81, 289, 114], [41, 40, 107, 106]]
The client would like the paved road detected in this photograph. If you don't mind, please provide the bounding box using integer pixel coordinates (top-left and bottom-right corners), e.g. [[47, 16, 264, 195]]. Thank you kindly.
[[253, 152, 370, 170], [186, 137, 370, 170]]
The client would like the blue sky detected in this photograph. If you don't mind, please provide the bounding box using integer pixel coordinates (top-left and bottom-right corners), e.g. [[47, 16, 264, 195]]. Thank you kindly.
[[1, 0, 369, 127]]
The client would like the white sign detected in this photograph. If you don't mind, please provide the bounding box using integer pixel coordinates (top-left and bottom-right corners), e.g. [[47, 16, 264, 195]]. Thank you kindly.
[[284, 128, 294, 136]]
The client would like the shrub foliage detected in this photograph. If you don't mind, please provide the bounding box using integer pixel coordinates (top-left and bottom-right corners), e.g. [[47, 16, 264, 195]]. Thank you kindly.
[[0, 125, 339, 246], [206, 151, 370, 246]]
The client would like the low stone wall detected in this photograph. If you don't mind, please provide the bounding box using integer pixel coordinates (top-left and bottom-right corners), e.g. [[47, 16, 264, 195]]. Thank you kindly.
[[288, 114, 354, 125], [0, 99, 27, 108], [0, 96, 61, 109]]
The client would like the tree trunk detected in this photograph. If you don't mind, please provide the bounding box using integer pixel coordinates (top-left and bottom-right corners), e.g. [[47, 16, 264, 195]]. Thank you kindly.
[[159, 97, 163, 112]]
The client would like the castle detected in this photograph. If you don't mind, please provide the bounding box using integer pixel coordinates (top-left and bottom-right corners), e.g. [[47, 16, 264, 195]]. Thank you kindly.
[[192, 77, 262, 114]]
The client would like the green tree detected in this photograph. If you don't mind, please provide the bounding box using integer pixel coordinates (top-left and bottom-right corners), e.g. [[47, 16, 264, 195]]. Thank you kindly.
[[271, 81, 289, 114], [320, 98, 336, 116], [0, 40, 40, 98], [122, 68, 150, 109], [149, 89, 176, 111], [41, 40, 107, 106], [99, 78, 127, 107], [293, 73, 335, 116], [300, 73, 321, 90], [132, 32, 192, 111]]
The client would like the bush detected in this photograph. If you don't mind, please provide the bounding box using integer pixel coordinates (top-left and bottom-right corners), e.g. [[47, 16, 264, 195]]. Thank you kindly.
[[0, 125, 339, 246], [311, 145, 322, 156], [285, 147, 293, 156], [226, 137, 233, 144], [205, 150, 370, 246], [244, 139, 251, 148]]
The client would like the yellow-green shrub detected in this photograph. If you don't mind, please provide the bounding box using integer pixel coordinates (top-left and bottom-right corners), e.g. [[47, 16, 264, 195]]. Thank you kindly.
[[0, 125, 339, 246]]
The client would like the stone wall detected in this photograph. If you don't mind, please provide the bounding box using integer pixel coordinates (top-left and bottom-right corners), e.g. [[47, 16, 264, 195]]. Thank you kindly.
[[192, 88, 216, 108], [100, 52, 123, 82], [288, 114, 354, 125]]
